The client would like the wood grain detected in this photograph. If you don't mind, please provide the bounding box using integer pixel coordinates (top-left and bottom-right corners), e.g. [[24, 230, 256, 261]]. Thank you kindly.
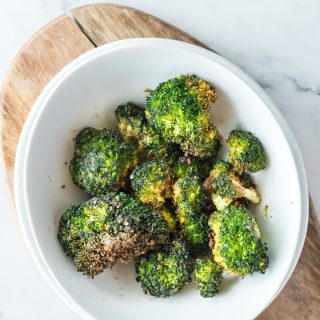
[[1, 3, 319, 319], [71, 3, 208, 48], [1, 15, 94, 193]]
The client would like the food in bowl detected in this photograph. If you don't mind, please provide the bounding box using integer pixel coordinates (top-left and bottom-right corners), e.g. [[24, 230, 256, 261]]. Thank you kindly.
[[57, 74, 268, 298]]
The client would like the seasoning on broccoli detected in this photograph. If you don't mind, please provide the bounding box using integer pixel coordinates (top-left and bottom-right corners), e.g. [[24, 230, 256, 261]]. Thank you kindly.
[[204, 160, 260, 211], [115, 102, 175, 159], [58, 192, 170, 277], [173, 173, 210, 253], [183, 213, 210, 254], [145, 74, 220, 158], [209, 205, 269, 276], [69, 127, 138, 196], [135, 239, 193, 297], [115, 102, 145, 144], [180, 125, 220, 159], [228, 130, 267, 172], [173, 157, 215, 180], [173, 173, 206, 216], [172, 157, 199, 179], [194, 257, 223, 297], [130, 160, 172, 208]]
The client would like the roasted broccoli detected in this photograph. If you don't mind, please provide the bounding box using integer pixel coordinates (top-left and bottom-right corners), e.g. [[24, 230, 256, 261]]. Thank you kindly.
[[145, 75, 219, 158], [180, 125, 220, 159], [58, 192, 170, 277], [183, 213, 210, 254], [130, 160, 172, 207], [172, 157, 215, 180], [194, 257, 223, 297], [69, 127, 138, 195], [209, 205, 268, 276], [204, 160, 260, 211], [173, 173, 210, 253], [172, 157, 199, 180], [158, 205, 178, 232], [228, 130, 267, 173], [173, 173, 206, 216], [196, 158, 216, 181], [57, 205, 81, 256], [135, 239, 193, 297], [139, 123, 177, 159], [115, 102, 145, 144], [61, 73, 271, 296], [115, 102, 175, 159]]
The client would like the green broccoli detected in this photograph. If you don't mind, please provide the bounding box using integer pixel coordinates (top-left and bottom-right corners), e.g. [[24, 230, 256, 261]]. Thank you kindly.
[[115, 102, 145, 144], [180, 125, 220, 159], [69, 127, 138, 196], [204, 160, 260, 211], [139, 123, 176, 159], [183, 213, 210, 254], [172, 157, 215, 180], [209, 205, 268, 276], [158, 205, 178, 232], [173, 173, 206, 217], [228, 130, 267, 172], [172, 157, 200, 180], [194, 257, 223, 297], [115, 102, 175, 159], [57, 205, 81, 256], [130, 160, 172, 207], [135, 239, 193, 297], [145, 74, 219, 158], [196, 158, 217, 181], [173, 173, 210, 253], [58, 192, 170, 277]]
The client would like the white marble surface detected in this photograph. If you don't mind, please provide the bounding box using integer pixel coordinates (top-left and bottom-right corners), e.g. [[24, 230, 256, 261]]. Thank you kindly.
[[0, 0, 319, 319]]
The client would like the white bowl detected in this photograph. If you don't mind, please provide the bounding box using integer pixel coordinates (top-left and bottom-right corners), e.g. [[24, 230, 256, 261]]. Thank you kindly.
[[14, 39, 308, 320]]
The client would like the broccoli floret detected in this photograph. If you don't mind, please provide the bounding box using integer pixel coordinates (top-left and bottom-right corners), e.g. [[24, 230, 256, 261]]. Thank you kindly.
[[209, 205, 268, 276], [180, 125, 220, 159], [172, 157, 215, 180], [194, 257, 223, 297], [69, 128, 138, 195], [204, 160, 260, 211], [158, 205, 178, 232], [173, 173, 206, 217], [228, 130, 267, 172], [183, 213, 210, 254], [57, 205, 81, 256], [58, 192, 170, 277], [115, 102, 176, 159], [135, 239, 193, 297], [173, 173, 209, 253], [73, 234, 114, 277], [145, 75, 219, 158], [130, 160, 172, 207], [172, 157, 200, 179], [139, 123, 176, 159], [196, 158, 216, 180], [115, 102, 145, 144]]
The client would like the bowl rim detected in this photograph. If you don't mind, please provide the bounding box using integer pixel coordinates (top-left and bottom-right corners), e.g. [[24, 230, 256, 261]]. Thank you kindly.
[[14, 38, 309, 320]]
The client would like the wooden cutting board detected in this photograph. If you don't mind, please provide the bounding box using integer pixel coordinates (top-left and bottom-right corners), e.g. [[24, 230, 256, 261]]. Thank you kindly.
[[1, 3, 319, 319]]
